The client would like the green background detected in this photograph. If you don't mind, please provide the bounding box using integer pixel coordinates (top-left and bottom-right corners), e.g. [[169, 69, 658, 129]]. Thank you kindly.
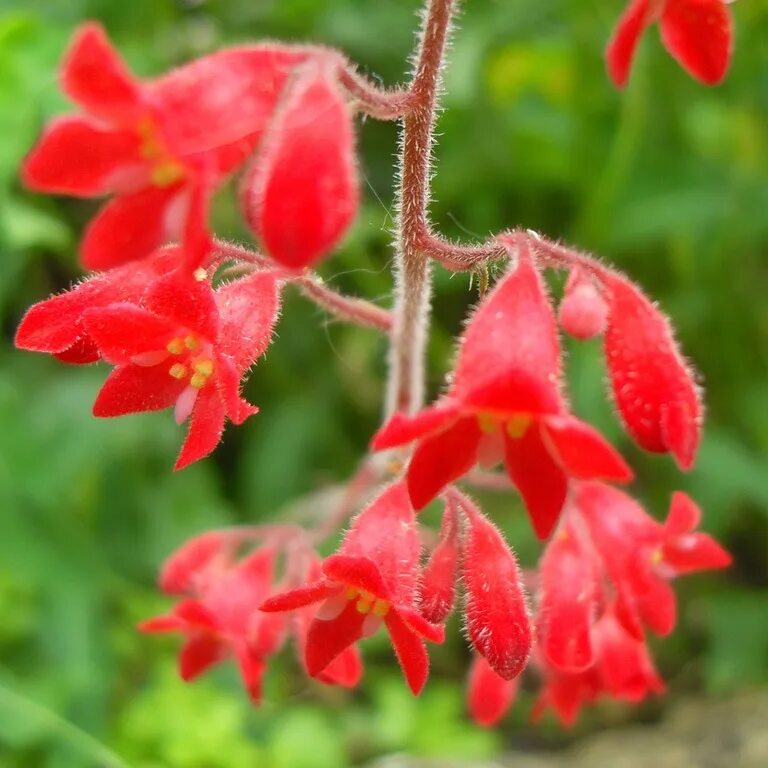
[[0, 1, 766, 766]]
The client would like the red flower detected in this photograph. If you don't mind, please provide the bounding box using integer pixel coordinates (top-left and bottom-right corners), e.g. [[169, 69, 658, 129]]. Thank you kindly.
[[243, 60, 359, 271], [140, 543, 286, 703], [606, 0, 734, 88], [373, 241, 632, 540], [260, 482, 444, 695], [467, 654, 519, 728], [82, 269, 280, 469], [14, 246, 177, 364], [603, 270, 702, 470], [575, 482, 730, 638], [22, 23, 311, 270], [459, 492, 532, 680]]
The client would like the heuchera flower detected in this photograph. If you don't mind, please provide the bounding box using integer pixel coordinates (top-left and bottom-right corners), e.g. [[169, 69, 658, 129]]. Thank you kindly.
[[373, 240, 632, 540], [606, 0, 734, 88], [260, 482, 445, 695], [243, 60, 359, 271], [575, 482, 731, 638], [14, 246, 178, 364], [603, 270, 702, 470], [140, 542, 286, 703], [81, 269, 281, 469], [467, 654, 519, 728], [418, 496, 460, 624], [22, 23, 312, 270]]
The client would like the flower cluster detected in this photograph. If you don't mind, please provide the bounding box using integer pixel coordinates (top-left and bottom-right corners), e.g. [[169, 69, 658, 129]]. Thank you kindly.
[[15, 10, 735, 730]]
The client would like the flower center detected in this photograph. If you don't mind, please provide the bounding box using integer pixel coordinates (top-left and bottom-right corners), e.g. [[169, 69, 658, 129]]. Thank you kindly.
[[166, 335, 215, 389], [137, 117, 185, 188], [345, 586, 390, 617], [505, 414, 532, 439]]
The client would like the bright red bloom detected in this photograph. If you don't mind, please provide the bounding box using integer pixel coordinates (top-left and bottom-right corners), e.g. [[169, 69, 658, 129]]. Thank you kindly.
[[22, 23, 311, 270], [140, 545, 286, 703], [467, 654, 519, 727], [606, 0, 733, 88], [460, 492, 532, 681], [82, 269, 280, 469], [537, 520, 600, 672], [603, 270, 702, 470], [260, 482, 444, 695], [373, 241, 632, 540], [575, 482, 731, 638], [243, 60, 358, 271], [14, 247, 177, 364], [558, 268, 608, 341]]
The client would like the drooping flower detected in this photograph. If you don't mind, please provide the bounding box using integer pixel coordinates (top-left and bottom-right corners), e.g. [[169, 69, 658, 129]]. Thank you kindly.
[[242, 60, 359, 271], [140, 544, 286, 703], [22, 23, 312, 270], [459, 491, 532, 680], [260, 482, 444, 695], [575, 482, 731, 638], [606, 0, 734, 88], [82, 269, 281, 469], [14, 246, 178, 364], [602, 270, 703, 470], [558, 268, 609, 341], [467, 654, 519, 728], [373, 240, 632, 540]]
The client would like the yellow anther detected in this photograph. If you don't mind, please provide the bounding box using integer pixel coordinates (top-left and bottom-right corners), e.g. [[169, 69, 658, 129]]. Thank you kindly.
[[167, 338, 184, 355], [184, 335, 199, 351], [193, 268, 207, 282], [372, 599, 390, 618], [193, 358, 214, 377], [169, 363, 188, 380], [356, 597, 373, 614], [506, 414, 532, 439], [151, 160, 184, 188], [651, 549, 664, 566], [477, 413, 497, 434], [344, 586, 358, 600], [190, 372, 209, 389]]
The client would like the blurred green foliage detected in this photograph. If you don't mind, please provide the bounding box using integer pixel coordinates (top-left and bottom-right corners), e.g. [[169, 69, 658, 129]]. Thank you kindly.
[[1, 0, 767, 766]]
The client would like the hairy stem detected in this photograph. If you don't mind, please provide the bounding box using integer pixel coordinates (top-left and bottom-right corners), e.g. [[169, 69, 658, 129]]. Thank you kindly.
[[386, 0, 458, 417]]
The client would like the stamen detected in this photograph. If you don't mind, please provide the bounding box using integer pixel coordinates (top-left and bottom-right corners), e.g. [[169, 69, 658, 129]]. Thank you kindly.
[[193, 359, 214, 376], [344, 586, 358, 600], [151, 161, 184, 188], [506, 414, 532, 439], [169, 363, 188, 380], [372, 599, 390, 617], [355, 596, 373, 614], [167, 338, 184, 355], [477, 413, 497, 434], [190, 372, 209, 389]]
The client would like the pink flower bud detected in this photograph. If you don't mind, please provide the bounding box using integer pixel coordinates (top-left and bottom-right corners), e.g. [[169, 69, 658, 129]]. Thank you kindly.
[[558, 269, 608, 340], [467, 654, 518, 727], [419, 497, 460, 624]]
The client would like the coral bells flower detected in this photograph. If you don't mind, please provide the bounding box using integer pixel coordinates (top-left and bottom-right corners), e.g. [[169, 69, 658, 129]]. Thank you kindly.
[[260, 482, 445, 695], [82, 269, 280, 469], [141, 541, 285, 702], [606, 0, 734, 88], [373, 241, 632, 540], [243, 61, 359, 271], [575, 483, 731, 638], [22, 23, 311, 270], [14, 246, 177, 364], [467, 654, 519, 728], [603, 270, 703, 470]]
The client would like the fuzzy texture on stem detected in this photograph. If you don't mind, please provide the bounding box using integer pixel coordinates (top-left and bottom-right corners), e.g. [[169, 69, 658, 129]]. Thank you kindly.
[[386, 0, 457, 417]]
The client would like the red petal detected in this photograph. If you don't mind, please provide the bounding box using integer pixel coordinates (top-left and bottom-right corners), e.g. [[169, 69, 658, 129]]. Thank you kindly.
[[215, 355, 258, 426], [603, 271, 702, 469], [660, 0, 733, 85], [261, 581, 337, 612], [318, 645, 363, 688], [54, 337, 101, 365], [22, 116, 144, 196], [605, 0, 655, 88], [179, 633, 226, 681], [93, 364, 184, 417], [323, 555, 392, 602], [175, 385, 227, 470], [541, 414, 633, 483], [467, 654, 518, 727], [371, 401, 461, 451], [60, 23, 142, 121], [396, 607, 445, 644], [150, 46, 311, 157], [452, 240, 563, 414], [665, 491, 701, 535], [305, 601, 365, 678], [335, 482, 420, 604], [419, 497, 460, 624], [459, 494, 532, 680], [538, 524, 598, 672], [385, 610, 430, 696], [145, 271, 219, 343], [81, 186, 183, 270], [244, 62, 358, 270], [407, 417, 482, 511], [138, 614, 183, 633], [160, 531, 230, 594], [215, 271, 281, 372], [234, 645, 266, 703], [503, 425, 568, 541], [663, 533, 732, 573], [83, 304, 177, 364]]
